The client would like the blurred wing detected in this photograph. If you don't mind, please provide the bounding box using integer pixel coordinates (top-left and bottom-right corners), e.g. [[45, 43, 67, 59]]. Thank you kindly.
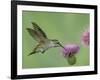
[[32, 22, 48, 39], [26, 28, 42, 42]]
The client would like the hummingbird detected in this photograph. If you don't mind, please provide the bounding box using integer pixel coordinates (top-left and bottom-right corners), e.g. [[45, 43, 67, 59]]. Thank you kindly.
[[26, 22, 65, 56]]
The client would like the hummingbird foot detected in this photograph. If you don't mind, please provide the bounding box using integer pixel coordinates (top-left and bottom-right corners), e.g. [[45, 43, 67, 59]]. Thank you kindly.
[[41, 50, 46, 54]]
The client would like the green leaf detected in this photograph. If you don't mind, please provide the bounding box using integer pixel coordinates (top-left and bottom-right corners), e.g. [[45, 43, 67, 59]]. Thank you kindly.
[[67, 55, 76, 65]]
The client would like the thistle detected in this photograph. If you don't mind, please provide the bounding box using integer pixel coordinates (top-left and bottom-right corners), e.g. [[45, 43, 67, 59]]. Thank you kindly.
[[82, 29, 90, 46], [62, 44, 80, 65]]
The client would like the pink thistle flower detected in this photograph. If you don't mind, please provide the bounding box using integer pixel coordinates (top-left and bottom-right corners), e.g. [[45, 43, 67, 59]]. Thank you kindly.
[[62, 44, 80, 57], [82, 30, 90, 46]]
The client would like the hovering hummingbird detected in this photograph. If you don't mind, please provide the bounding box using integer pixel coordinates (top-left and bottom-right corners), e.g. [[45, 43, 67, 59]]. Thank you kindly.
[[26, 22, 65, 56]]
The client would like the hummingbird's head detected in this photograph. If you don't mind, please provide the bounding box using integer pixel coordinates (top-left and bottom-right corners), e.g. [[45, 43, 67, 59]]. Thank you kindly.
[[52, 39, 59, 43]]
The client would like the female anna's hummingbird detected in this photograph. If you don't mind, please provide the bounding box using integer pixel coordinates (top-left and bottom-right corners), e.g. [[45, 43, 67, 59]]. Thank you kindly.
[[26, 22, 64, 56]]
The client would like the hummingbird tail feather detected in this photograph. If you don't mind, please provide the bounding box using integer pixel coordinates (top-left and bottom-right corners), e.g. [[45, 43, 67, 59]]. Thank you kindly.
[[28, 51, 36, 56]]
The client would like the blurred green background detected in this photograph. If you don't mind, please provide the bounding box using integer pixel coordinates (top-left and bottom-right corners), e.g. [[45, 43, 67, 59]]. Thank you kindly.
[[22, 11, 90, 69]]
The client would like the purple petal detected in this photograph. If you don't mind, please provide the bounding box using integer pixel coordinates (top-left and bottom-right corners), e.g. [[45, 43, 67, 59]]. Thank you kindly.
[[62, 44, 80, 57], [82, 30, 90, 46]]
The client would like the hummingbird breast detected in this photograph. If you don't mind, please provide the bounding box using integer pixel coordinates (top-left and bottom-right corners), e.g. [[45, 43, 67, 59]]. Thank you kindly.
[[40, 40, 58, 52], [42, 41, 54, 50]]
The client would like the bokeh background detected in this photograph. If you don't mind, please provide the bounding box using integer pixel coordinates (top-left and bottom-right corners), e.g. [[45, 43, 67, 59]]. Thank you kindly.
[[22, 11, 89, 69]]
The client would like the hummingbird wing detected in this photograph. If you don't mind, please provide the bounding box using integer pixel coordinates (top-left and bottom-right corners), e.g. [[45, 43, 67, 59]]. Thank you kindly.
[[26, 22, 48, 42], [26, 28, 42, 42], [32, 22, 48, 39]]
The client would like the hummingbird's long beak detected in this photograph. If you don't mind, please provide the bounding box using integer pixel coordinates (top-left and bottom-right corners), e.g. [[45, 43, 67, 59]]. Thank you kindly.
[[58, 42, 66, 50]]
